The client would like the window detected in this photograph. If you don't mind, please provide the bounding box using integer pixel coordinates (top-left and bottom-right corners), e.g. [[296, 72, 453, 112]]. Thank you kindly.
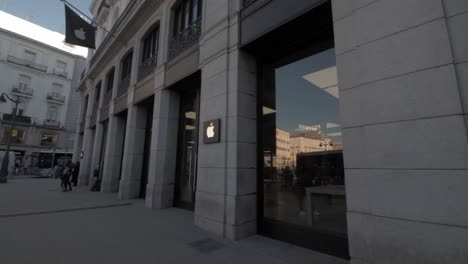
[[95, 82, 102, 103], [40, 133, 57, 146], [105, 68, 115, 95], [120, 50, 133, 81], [12, 108, 24, 116], [18, 75, 31, 89], [56, 61, 67, 72], [141, 26, 159, 65], [47, 106, 58, 121], [3, 128, 25, 144], [173, 0, 202, 36], [24, 50, 37, 62]]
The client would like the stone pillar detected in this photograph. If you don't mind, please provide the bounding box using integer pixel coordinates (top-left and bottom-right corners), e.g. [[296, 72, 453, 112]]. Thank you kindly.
[[145, 88, 180, 208], [78, 127, 95, 186], [100, 114, 126, 193], [71, 132, 82, 163], [89, 122, 104, 184], [332, 0, 468, 263], [118, 104, 147, 199], [194, 0, 257, 240]]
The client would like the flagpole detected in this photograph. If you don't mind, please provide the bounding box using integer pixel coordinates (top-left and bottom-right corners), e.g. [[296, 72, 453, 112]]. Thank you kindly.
[[60, 0, 118, 41]]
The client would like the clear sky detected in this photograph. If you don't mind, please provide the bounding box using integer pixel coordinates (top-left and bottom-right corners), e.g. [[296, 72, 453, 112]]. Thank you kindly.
[[0, 0, 92, 34]]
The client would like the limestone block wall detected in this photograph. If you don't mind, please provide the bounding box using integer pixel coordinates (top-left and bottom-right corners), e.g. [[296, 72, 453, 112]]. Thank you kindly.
[[332, 0, 468, 263]]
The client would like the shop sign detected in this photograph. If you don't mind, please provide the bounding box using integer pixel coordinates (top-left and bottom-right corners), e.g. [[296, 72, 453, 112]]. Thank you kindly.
[[203, 119, 220, 144]]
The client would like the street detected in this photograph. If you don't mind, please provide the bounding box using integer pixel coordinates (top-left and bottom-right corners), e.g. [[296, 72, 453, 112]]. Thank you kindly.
[[0, 177, 347, 264]]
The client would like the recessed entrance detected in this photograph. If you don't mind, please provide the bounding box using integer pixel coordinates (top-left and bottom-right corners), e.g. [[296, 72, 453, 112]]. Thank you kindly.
[[174, 77, 200, 210]]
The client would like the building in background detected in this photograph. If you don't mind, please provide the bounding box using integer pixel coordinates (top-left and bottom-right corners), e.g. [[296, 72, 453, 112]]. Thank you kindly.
[[75, 0, 468, 263], [0, 11, 86, 170]]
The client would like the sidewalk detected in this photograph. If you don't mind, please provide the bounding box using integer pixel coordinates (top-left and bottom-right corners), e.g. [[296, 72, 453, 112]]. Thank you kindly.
[[0, 178, 348, 264]]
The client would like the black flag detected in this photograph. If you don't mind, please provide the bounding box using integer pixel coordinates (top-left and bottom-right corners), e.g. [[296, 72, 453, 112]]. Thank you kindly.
[[64, 4, 96, 49]]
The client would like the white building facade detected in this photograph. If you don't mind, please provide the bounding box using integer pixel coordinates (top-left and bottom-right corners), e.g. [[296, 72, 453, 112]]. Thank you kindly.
[[0, 11, 86, 169], [76, 0, 468, 263]]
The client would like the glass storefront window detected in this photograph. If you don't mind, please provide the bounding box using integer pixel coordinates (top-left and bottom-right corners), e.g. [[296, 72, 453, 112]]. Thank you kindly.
[[262, 48, 347, 239]]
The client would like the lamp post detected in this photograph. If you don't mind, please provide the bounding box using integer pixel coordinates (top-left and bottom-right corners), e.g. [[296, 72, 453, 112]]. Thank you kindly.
[[0, 93, 21, 183]]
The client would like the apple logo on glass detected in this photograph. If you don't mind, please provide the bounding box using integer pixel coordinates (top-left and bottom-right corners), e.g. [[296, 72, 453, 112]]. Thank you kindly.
[[74, 28, 86, 40], [206, 123, 215, 138]]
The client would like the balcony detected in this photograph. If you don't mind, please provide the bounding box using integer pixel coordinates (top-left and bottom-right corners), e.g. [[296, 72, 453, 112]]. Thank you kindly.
[[52, 68, 68, 78], [43, 120, 61, 128], [168, 19, 201, 59], [7, 55, 48, 72], [11, 85, 33, 98], [117, 76, 130, 97], [2, 113, 32, 125], [138, 54, 158, 81], [46, 93, 66, 104]]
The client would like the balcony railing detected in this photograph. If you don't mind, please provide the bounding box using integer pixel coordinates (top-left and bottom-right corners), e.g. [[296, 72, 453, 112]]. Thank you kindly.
[[7, 55, 48, 72], [138, 54, 158, 80], [168, 19, 201, 59], [2, 113, 31, 124], [52, 68, 68, 78], [117, 76, 130, 97], [11, 85, 33, 97], [46, 93, 66, 103], [43, 120, 61, 128]]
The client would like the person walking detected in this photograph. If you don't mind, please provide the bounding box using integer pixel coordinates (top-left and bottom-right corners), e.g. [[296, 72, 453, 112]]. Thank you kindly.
[[61, 160, 73, 192], [71, 161, 80, 186]]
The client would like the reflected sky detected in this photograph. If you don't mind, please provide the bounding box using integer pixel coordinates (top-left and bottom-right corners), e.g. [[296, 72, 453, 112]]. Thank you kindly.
[[275, 48, 341, 142]]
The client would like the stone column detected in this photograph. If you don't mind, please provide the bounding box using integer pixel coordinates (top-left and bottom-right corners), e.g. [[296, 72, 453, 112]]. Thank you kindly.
[[78, 127, 95, 186], [145, 88, 180, 209], [118, 104, 147, 199], [89, 122, 103, 183], [332, 0, 468, 263], [100, 114, 126, 193], [194, 0, 257, 240]]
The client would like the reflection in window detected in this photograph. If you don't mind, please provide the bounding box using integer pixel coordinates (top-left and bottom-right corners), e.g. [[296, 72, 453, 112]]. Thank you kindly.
[[262, 48, 347, 237]]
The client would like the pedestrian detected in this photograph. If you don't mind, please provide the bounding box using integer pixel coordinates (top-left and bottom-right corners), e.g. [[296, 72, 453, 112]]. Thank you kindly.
[[61, 160, 73, 192], [71, 161, 80, 186]]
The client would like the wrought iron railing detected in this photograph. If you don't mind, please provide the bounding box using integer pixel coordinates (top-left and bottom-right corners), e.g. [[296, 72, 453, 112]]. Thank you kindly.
[[7, 55, 48, 72], [11, 85, 33, 96], [2, 113, 31, 124], [117, 76, 130, 97], [168, 19, 202, 59], [46, 93, 66, 103], [138, 54, 158, 80]]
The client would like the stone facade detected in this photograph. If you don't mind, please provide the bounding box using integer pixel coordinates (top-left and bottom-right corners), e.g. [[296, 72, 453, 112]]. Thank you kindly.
[[75, 0, 468, 263]]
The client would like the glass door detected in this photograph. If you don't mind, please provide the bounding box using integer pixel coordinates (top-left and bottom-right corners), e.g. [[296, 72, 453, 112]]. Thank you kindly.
[[174, 89, 200, 210], [260, 47, 349, 258]]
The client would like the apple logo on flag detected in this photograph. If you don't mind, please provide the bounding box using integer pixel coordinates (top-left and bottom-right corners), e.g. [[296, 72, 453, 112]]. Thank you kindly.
[[206, 123, 215, 138], [74, 28, 86, 40]]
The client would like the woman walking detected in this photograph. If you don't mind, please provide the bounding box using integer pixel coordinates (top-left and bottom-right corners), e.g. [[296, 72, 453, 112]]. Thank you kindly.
[[61, 160, 73, 192]]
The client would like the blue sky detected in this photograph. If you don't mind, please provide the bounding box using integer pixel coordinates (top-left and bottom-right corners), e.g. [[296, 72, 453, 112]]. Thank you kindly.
[[0, 0, 92, 34], [275, 48, 342, 142]]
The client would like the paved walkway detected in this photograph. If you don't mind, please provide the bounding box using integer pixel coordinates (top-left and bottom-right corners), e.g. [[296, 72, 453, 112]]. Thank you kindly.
[[0, 178, 348, 264]]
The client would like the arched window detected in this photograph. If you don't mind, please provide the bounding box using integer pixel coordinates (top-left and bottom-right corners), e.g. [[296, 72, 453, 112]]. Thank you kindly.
[[47, 106, 58, 121]]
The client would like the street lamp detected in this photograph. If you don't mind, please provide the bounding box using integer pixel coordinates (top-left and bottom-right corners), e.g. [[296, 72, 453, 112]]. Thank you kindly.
[[0, 93, 22, 183]]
